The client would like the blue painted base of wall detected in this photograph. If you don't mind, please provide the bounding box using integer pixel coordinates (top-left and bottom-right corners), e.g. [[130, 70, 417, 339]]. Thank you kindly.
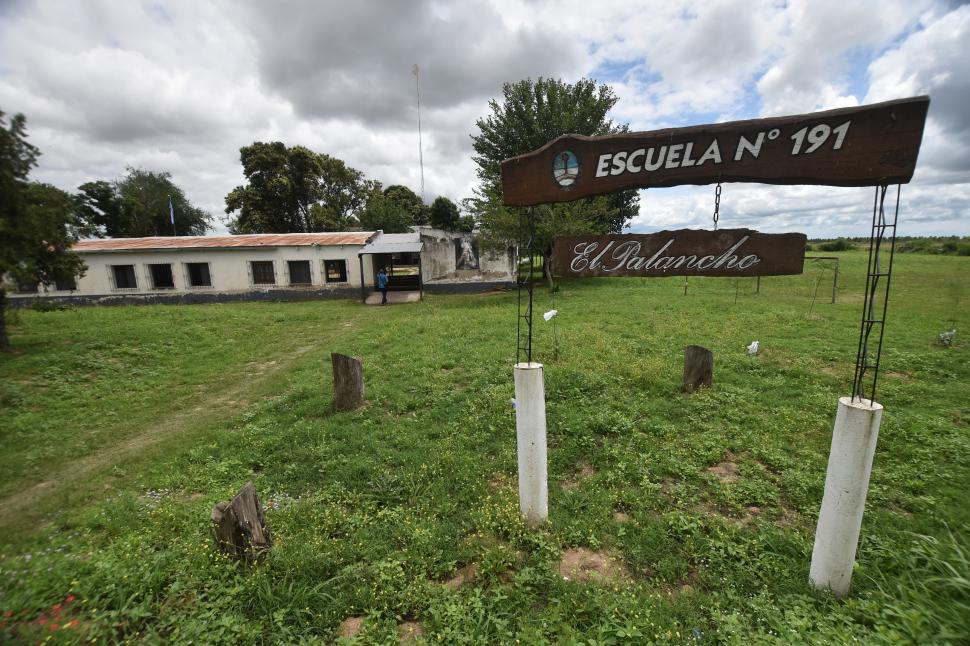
[[8, 288, 360, 308], [8, 281, 514, 308], [424, 281, 513, 294]]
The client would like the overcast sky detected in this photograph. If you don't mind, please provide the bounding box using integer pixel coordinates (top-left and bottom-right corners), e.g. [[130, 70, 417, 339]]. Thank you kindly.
[[1, 0, 967, 237]]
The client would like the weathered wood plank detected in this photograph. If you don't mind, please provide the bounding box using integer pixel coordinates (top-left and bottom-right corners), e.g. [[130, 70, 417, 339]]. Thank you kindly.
[[332, 352, 365, 411], [501, 96, 929, 206], [210, 482, 272, 563], [683, 346, 713, 393], [552, 229, 806, 278]]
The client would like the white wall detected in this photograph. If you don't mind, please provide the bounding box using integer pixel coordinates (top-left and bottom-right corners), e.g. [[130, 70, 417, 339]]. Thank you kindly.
[[418, 228, 515, 283], [14, 244, 371, 298]]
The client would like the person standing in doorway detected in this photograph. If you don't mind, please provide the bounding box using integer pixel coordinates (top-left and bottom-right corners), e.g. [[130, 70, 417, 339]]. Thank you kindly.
[[378, 267, 388, 305]]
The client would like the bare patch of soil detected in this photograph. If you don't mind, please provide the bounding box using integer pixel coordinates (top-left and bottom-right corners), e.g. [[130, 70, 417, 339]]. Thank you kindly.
[[705, 451, 739, 484], [443, 563, 478, 590], [778, 505, 799, 528], [667, 569, 701, 595], [337, 616, 364, 638], [398, 621, 423, 643], [486, 472, 509, 491], [558, 548, 628, 583], [561, 461, 595, 491], [613, 511, 630, 523], [885, 370, 912, 380]]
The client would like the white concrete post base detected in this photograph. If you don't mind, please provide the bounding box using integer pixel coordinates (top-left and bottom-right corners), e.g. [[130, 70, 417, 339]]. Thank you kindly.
[[514, 362, 548, 527], [810, 396, 884, 597]]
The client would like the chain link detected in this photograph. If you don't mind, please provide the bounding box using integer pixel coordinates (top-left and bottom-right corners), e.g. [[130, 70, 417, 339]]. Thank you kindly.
[[712, 182, 721, 230]]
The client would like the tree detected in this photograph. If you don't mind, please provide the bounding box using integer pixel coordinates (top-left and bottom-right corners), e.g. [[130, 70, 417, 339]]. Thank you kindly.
[[225, 142, 371, 233], [383, 185, 429, 226], [0, 111, 85, 350], [76, 169, 211, 238], [470, 77, 639, 283], [358, 185, 414, 233], [429, 196, 460, 230], [75, 180, 124, 236]]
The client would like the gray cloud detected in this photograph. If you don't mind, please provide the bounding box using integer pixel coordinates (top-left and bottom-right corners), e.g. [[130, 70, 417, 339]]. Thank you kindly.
[[241, 0, 584, 127]]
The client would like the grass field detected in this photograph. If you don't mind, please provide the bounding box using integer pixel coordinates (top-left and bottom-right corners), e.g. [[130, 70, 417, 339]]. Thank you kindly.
[[1, 251, 968, 644]]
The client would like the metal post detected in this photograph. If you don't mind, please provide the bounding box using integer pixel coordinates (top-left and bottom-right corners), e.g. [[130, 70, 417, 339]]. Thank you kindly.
[[810, 396, 883, 596], [832, 261, 839, 304], [514, 362, 548, 526]]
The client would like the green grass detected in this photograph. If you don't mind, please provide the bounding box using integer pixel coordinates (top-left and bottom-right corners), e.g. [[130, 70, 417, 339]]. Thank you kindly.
[[1, 251, 968, 644]]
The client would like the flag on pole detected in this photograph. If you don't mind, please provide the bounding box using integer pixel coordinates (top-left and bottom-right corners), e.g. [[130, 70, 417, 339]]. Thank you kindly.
[[169, 197, 175, 225]]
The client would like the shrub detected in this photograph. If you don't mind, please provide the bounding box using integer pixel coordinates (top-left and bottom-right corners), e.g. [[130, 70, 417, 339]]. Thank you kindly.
[[817, 239, 853, 252]]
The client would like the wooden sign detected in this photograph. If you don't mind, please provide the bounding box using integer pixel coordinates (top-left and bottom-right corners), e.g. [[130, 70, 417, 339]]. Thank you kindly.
[[551, 229, 806, 278], [502, 96, 929, 206]]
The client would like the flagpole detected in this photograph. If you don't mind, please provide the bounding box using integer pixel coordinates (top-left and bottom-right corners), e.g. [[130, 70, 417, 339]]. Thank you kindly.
[[413, 63, 425, 203]]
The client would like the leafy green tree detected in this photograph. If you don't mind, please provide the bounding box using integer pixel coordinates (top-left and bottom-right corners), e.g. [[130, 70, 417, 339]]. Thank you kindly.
[[383, 185, 429, 227], [358, 185, 414, 233], [0, 111, 85, 350], [470, 77, 639, 282], [429, 196, 460, 230], [76, 180, 124, 236], [75, 170, 210, 237], [225, 142, 371, 233], [117, 168, 211, 237]]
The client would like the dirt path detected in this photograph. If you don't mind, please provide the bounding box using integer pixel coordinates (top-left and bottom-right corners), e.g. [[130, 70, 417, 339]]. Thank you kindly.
[[0, 343, 320, 533]]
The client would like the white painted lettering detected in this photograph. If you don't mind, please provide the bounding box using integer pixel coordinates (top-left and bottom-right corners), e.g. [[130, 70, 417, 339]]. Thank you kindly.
[[642, 239, 675, 269], [738, 255, 760, 269], [595, 154, 612, 178], [626, 149, 645, 173], [665, 143, 684, 169], [695, 255, 717, 269], [605, 241, 641, 272], [570, 242, 597, 272], [611, 152, 628, 176], [735, 132, 765, 161], [590, 241, 615, 270], [644, 146, 667, 171], [696, 140, 721, 166], [712, 236, 750, 268], [681, 142, 697, 167]]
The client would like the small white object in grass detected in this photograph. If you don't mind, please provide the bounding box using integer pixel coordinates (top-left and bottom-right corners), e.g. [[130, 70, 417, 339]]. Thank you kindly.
[[510, 398, 517, 409], [543, 309, 558, 321], [747, 340, 760, 355], [939, 329, 956, 346]]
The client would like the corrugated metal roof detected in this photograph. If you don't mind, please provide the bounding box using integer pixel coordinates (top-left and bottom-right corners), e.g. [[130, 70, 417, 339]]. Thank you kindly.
[[73, 232, 377, 252], [359, 232, 423, 255]]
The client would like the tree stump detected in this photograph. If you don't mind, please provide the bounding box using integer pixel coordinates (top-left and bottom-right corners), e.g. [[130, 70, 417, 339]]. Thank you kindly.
[[683, 345, 713, 393], [210, 482, 272, 563], [332, 352, 364, 410]]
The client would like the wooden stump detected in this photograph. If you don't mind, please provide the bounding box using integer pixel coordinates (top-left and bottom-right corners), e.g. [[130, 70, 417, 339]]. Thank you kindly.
[[683, 345, 713, 393], [332, 352, 364, 410], [210, 482, 272, 563]]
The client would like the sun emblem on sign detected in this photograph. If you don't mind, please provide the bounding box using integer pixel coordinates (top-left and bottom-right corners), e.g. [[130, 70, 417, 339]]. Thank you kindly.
[[552, 150, 580, 188]]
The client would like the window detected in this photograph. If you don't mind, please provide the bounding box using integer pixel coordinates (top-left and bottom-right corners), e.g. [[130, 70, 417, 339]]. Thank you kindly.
[[111, 264, 137, 289], [16, 279, 38, 294], [148, 263, 175, 289], [54, 276, 77, 291], [288, 260, 312, 285], [324, 259, 347, 283], [186, 262, 211, 287], [250, 261, 276, 285]]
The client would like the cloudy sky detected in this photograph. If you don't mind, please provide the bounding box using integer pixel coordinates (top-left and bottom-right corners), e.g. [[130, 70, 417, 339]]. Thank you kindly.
[[1, 0, 967, 237]]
